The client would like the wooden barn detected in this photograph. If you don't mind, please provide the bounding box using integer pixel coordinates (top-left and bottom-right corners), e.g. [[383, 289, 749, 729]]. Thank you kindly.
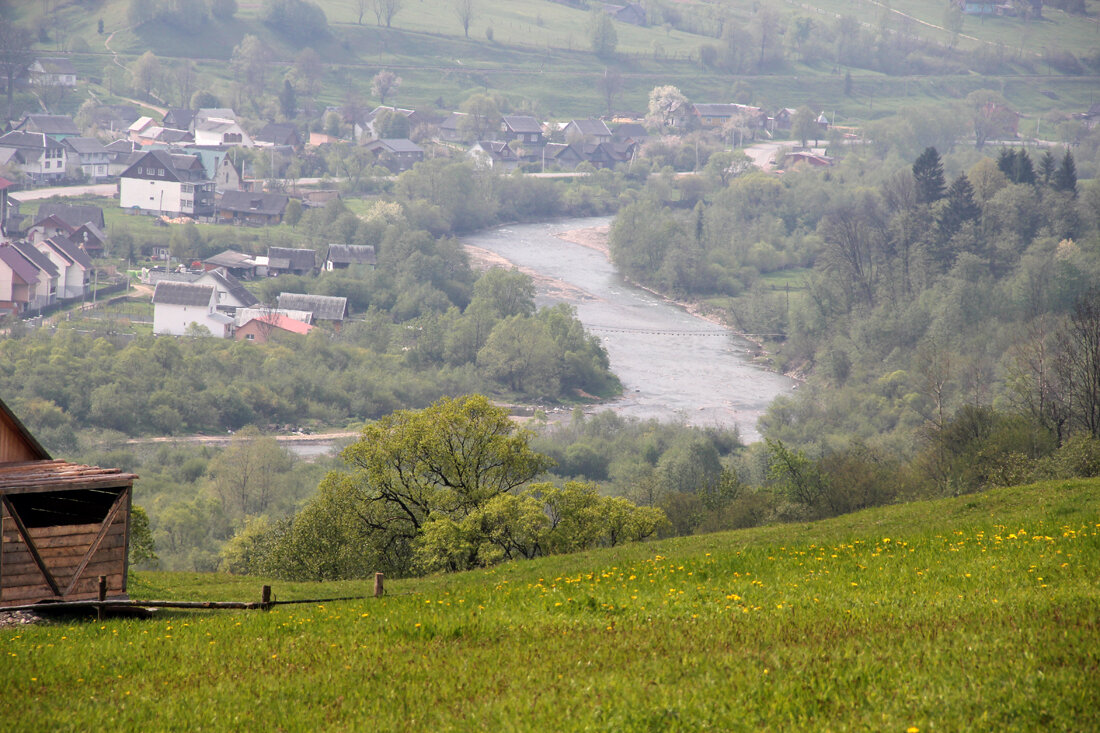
[[0, 400, 137, 608]]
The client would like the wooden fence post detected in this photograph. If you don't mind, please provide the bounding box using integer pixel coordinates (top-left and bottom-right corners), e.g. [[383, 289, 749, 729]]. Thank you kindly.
[[98, 575, 107, 602], [374, 572, 384, 598], [261, 585, 272, 608]]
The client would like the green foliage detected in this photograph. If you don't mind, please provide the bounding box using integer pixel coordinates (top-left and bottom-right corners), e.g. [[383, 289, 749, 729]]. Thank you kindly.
[[588, 10, 617, 58], [260, 0, 328, 42], [128, 505, 159, 569]]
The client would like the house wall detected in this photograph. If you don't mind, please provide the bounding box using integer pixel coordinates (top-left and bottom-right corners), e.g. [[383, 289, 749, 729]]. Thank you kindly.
[[154, 302, 210, 335], [120, 177, 183, 215]]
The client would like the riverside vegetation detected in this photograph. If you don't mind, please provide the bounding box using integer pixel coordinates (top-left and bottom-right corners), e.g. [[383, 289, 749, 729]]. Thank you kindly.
[[4, 478, 1098, 729]]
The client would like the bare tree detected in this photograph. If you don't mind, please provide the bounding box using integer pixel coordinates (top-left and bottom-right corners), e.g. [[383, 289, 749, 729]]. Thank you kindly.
[[372, 0, 402, 28], [0, 24, 33, 120], [595, 67, 622, 117], [455, 0, 475, 39], [356, 0, 369, 24], [1055, 290, 1100, 438]]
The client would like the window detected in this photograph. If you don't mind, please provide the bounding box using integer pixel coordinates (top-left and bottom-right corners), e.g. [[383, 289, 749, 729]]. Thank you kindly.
[[158, 169, 165, 176], [245, 333, 255, 340]]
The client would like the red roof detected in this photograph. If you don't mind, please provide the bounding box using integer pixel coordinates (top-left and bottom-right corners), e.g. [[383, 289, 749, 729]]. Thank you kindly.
[[0, 176, 14, 191], [244, 313, 314, 335]]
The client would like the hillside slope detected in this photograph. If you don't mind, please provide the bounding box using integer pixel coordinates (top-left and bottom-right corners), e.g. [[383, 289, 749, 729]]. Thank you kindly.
[[5, 478, 1098, 730]]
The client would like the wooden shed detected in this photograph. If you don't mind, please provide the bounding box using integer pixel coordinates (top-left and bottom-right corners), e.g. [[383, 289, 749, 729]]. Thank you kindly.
[[0, 399, 137, 608]]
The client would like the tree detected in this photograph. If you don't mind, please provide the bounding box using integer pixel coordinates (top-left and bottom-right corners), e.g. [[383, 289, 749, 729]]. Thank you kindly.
[[279, 78, 297, 119], [791, 105, 817, 147], [912, 146, 946, 204], [127, 0, 157, 26], [293, 48, 324, 97], [457, 92, 501, 141], [231, 34, 269, 103], [455, 0, 475, 39], [938, 174, 981, 242], [1037, 150, 1057, 185], [356, 0, 369, 24], [589, 10, 618, 58], [208, 427, 295, 519], [752, 6, 782, 70], [130, 51, 162, 97], [372, 0, 402, 27], [0, 23, 32, 120], [645, 85, 688, 132], [1053, 149, 1077, 196], [339, 395, 553, 545], [967, 90, 1016, 149], [1055, 290, 1100, 438], [371, 69, 401, 105], [595, 67, 623, 117]]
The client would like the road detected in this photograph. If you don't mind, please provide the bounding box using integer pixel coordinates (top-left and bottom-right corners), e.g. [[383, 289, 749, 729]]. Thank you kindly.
[[11, 183, 117, 202], [743, 141, 787, 171]]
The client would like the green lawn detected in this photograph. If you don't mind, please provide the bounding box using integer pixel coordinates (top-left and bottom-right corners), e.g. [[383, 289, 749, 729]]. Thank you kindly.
[[5, 478, 1098, 730]]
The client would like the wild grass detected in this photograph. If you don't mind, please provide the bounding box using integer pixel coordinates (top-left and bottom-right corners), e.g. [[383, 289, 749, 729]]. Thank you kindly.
[[4, 479, 1098, 730]]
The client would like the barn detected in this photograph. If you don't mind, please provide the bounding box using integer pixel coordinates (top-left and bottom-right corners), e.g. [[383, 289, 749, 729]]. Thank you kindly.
[[0, 399, 137, 608]]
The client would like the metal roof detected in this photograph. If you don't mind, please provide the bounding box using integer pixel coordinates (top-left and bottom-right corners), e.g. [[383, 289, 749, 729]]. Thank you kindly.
[[277, 292, 348, 321]]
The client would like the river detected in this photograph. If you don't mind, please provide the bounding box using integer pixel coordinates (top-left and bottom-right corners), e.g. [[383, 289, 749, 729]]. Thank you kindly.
[[460, 217, 795, 442]]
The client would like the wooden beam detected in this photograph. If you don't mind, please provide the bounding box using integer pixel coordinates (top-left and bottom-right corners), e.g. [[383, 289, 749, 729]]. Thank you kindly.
[[62, 488, 127, 597], [0, 495, 60, 597]]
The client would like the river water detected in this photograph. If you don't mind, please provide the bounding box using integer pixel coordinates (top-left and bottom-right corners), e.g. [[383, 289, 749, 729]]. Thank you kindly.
[[461, 217, 795, 442]]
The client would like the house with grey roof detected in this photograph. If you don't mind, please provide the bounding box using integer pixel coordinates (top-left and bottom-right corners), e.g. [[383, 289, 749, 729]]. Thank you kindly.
[[500, 116, 545, 147], [193, 267, 259, 315], [0, 131, 68, 184], [277, 292, 348, 323], [28, 58, 77, 87], [35, 236, 91, 299], [36, 203, 105, 232], [152, 281, 234, 337], [9, 241, 57, 310], [268, 247, 317, 276], [563, 119, 613, 143], [202, 249, 258, 279], [468, 141, 520, 171], [118, 149, 214, 218], [163, 108, 195, 131], [16, 115, 80, 141], [194, 117, 252, 147], [363, 138, 424, 172], [438, 112, 468, 142], [324, 244, 376, 271], [63, 137, 111, 181], [215, 191, 289, 226]]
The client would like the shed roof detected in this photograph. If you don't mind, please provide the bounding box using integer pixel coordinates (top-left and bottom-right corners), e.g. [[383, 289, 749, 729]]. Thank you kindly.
[[277, 292, 348, 321], [326, 244, 376, 266], [268, 247, 317, 271], [153, 281, 214, 306], [0, 460, 137, 495]]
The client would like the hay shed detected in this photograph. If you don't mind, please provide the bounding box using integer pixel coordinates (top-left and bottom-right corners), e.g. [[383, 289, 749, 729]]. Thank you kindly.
[[0, 399, 137, 608]]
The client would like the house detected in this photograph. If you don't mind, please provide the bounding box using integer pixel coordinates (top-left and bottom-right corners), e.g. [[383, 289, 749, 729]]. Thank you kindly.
[[324, 244, 376, 271], [16, 115, 80, 141], [163, 108, 195, 131], [235, 306, 313, 326], [192, 108, 237, 130], [356, 107, 423, 141], [438, 112, 468, 142], [0, 243, 44, 314], [612, 122, 649, 146], [363, 138, 424, 173], [26, 214, 75, 244], [468, 141, 519, 171], [194, 116, 253, 147], [267, 247, 317, 276], [193, 267, 259, 315], [10, 241, 58, 309], [563, 119, 613, 143], [277, 292, 348, 323], [214, 155, 246, 192], [35, 236, 91, 299], [255, 123, 302, 149], [0, 397, 138, 609], [72, 222, 107, 256], [0, 131, 68, 184], [63, 138, 110, 182], [118, 150, 215, 218], [36, 203, 106, 232], [691, 103, 739, 128], [541, 143, 586, 171], [216, 191, 289, 226], [151, 281, 234, 337], [782, 150, 834, 168], [236, 312, 314, 343], [500, 116, 545, 147], [603, 2, 646, 25], [89, 104, 142, 134], [127, 116, 156, 142], [134, 126, 192, 146], [770, 108, 797, 132], [105, 140, 141, 178], [27, 57, 77, 87], [202, 249, 258, 280]]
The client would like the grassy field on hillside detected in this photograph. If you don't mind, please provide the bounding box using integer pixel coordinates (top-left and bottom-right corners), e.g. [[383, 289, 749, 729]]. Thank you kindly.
[[4, 479, 1098, 730]]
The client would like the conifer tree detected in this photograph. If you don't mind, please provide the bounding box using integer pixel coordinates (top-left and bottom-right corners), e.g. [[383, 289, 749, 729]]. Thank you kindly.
[[1038, 150, 1057, 185], [1054, 149, 1077, 196], [913, 147, 946, 204]]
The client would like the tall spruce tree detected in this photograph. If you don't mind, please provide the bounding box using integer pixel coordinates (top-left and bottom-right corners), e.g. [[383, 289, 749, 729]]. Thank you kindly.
[[1013, 149, 1036, 185], [1054, 149, 1077, 196], [1038, 150, 1057, 185], [939, 174, 981, 241], [997, 148, 1016, 180], [913, 147, 946, 205]]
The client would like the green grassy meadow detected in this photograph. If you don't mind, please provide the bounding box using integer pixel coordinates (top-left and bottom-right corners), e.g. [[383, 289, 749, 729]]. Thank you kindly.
[[5, 479, 1098, 730]]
